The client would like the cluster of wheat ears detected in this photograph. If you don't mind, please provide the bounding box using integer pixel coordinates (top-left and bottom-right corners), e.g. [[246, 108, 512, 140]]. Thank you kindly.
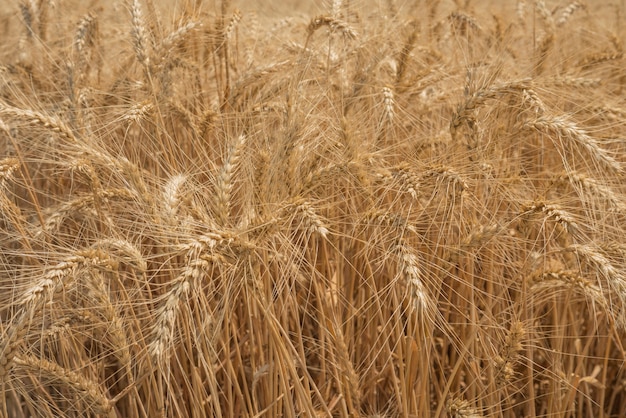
[[0, 0, 625, 417]]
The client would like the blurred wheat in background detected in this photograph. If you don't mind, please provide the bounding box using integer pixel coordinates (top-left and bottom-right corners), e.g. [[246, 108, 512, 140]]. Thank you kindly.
[[0, 0, 625, 417]]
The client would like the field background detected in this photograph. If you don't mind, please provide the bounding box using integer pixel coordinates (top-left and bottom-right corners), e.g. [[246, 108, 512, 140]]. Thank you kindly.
[[1, 0, 626, 417]]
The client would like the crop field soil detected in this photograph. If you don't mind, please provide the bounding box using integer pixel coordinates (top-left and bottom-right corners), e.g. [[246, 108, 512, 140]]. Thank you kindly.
[[0, 0, 625, 417]]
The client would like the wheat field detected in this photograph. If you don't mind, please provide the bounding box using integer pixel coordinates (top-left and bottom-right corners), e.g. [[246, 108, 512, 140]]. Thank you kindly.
[[0, 0, 625, 417]]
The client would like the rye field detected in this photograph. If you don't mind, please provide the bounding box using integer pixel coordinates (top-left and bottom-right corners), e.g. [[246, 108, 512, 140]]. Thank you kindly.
[[1, 0, 626, 417]]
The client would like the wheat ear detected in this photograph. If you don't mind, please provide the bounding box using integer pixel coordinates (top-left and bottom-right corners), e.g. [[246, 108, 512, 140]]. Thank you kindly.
[[13, 355, 114, 417], [528, 116, 622, 172]]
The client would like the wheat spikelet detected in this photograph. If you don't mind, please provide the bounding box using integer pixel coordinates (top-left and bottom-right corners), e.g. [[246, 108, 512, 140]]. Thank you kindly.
[[578, 51, 623, 69], [395, 20, 419, 84], [21, 256, 82, 307], [82, 267, 133, 369], [0, 322, 27, 379], [567, 244, 625, 286], [535, 0, 555, 30], [37, 188, 135, 238], [586, 104, 626, 122], [534, 31, 554, 75], [74, 12, 98, 56], [448, 12, 481, 35], [567, 244, 626, 325], [424, 165, 468, 195], [520, 87, 546, 116], [547, 76, 600, 89], [1, 256, 82, 378], [329, 317, 361, 413], [386, 164, 420, 200], [68, 158, 102, 191], [365, 209, 417, 235], [516, 1, 527, 24], [450, 79, 538, 139]]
